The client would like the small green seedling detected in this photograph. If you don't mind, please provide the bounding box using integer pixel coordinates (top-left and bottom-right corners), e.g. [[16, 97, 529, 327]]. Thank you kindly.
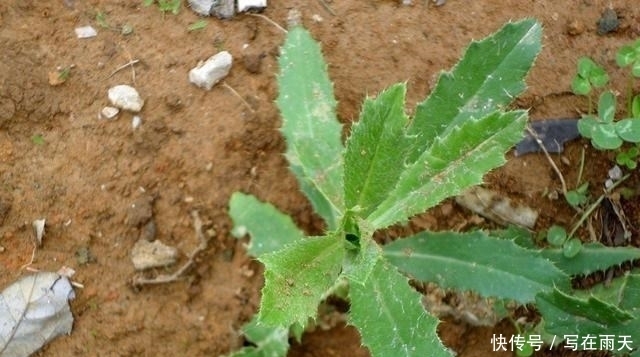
[[31, 134, 45, 146], [572, 57, 609, 114], [95, 11, 110, 29], [616, 39, 640, 77], [545, 225, 581, 258], [577, 90, 640, 150], [227, 20, 640, 357], [565, 182, 589, 209], [616, 145, 639, 169], [143, 0, 180, 16], [188, 20, 207, 31], [617, 39, 640, 118]]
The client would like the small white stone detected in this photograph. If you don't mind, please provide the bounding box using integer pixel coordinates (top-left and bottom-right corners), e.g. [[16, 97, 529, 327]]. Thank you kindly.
[[100, 106, 119, 119], [75, 25, 97, 39], [608, 165, 622, 180], [189, 51, 232, 90], [238, 0, 267, 12], [108, 85, 144, 112], [132, 115, 142, 129]]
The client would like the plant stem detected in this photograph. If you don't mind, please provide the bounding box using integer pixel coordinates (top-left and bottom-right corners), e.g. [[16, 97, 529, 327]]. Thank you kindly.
[[568, 174, 630, 238], [576, 148, 585, 187]]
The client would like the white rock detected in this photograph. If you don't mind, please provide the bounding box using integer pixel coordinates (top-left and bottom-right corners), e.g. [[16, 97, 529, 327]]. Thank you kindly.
[[238, 0, 267, 12], [189, 51, 232, 90], [131, 239, 178, 270], [132, 115, 142, 129], [75, 25, 97, 39], [100, 106, 119, 119], [108, 85, 144, 112]]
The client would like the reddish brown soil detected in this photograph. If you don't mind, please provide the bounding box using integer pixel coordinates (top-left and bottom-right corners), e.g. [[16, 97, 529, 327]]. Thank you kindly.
[[1, 1, 639, 356]]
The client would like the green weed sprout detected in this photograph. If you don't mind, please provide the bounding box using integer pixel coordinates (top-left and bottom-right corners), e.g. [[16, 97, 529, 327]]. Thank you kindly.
[[617, 39, 640, 118], [617, 145, 639, 169], [143, 0, 180, 16], [227, 20, 640, 357], [572, 57, 609, 114], [577, 90, 640, 150]]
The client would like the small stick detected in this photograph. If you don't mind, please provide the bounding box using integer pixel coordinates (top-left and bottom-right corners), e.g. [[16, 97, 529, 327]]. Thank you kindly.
[[526, 126, 568, 195], [317, 0, 336, 16], [222, 82, 255, 113], [247, 13, 287, 34], [133, 211, 210, 286], [107, 59, 140, 79]]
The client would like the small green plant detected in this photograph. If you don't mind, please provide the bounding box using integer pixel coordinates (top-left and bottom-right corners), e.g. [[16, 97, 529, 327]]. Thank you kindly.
[[187, 19, 207, 31], [143, 0, 180, 16], [573, 40, 640, 171], [227, 21, 640, 357], [577, 90, 640, 150], [565, 181, 589, 208], [31, 134, 45, 146], [617, 145, 639, 169]]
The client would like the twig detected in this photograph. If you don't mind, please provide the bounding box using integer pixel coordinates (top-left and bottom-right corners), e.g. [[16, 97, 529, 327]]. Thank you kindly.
[[132, 211, 210, 286], [107, 59, 140, 80], [526, 126, 568, 195], [247, 13, 287, 34], [568, 174, 630, 238], [222, 82, 255, 113], [317, 0, 336, 16]]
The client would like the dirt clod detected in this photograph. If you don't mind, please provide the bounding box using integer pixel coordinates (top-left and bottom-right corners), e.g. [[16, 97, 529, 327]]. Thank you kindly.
[[597, 8, 620, 35], [125, 195, 155, 227]]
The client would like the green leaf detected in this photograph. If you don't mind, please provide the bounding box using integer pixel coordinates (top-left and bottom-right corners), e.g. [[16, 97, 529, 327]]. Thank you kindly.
[[537, 288, 638, 341], [632, 95, 640, 118], [541, 243, 640, 276], [349, 259, 453, 357], [565, 182, 589, 208], [229, 192, 304, 257], [408, 19, 541, 161], [577, 115, 598, 139], [342, 235, 381, 285], [383, 231, 569, 303], [577, 57, 595, 77], [546, 225, 567, 247], [617, 45, 637, 67], [598, 91, 616, 123], [616, 118, 640, 143], [580, 270, 640, 313], [562, 238, 582, 258], [344, 83, 410, 217], [571, 76, 591, 96], [538, 288, 635, 327], [188, 19, 207, 31], [368, 110, 527, 229], [258, 234, 344, 327], [592, 122, 622, 150], [589, 66, 610, 88], [276, 27, 344, 230], [225, 316, 289, 357]]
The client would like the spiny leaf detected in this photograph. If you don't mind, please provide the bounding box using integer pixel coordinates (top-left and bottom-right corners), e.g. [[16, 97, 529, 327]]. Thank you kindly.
[[541, 243, 640, 276], [225, 316, 289, 357], [229, 192, 304, 257], [537, 288, 638, 343], [276, 27, 344, 230], [383, 230, 569, 303], [258, 234, 344, 327], [579, 271, 640, 313], [408, 19, 541, 162], [349, 259, 453, 357], [344, 83, 410, 217], [368, 110, 527, 229]]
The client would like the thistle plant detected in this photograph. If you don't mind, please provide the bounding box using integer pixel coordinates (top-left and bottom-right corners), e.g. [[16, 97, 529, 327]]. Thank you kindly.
[[227, 20, 640, 357]]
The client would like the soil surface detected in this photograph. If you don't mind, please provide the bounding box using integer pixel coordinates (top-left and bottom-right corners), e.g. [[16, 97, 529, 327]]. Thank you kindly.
[[1, 1, 640, 356]]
